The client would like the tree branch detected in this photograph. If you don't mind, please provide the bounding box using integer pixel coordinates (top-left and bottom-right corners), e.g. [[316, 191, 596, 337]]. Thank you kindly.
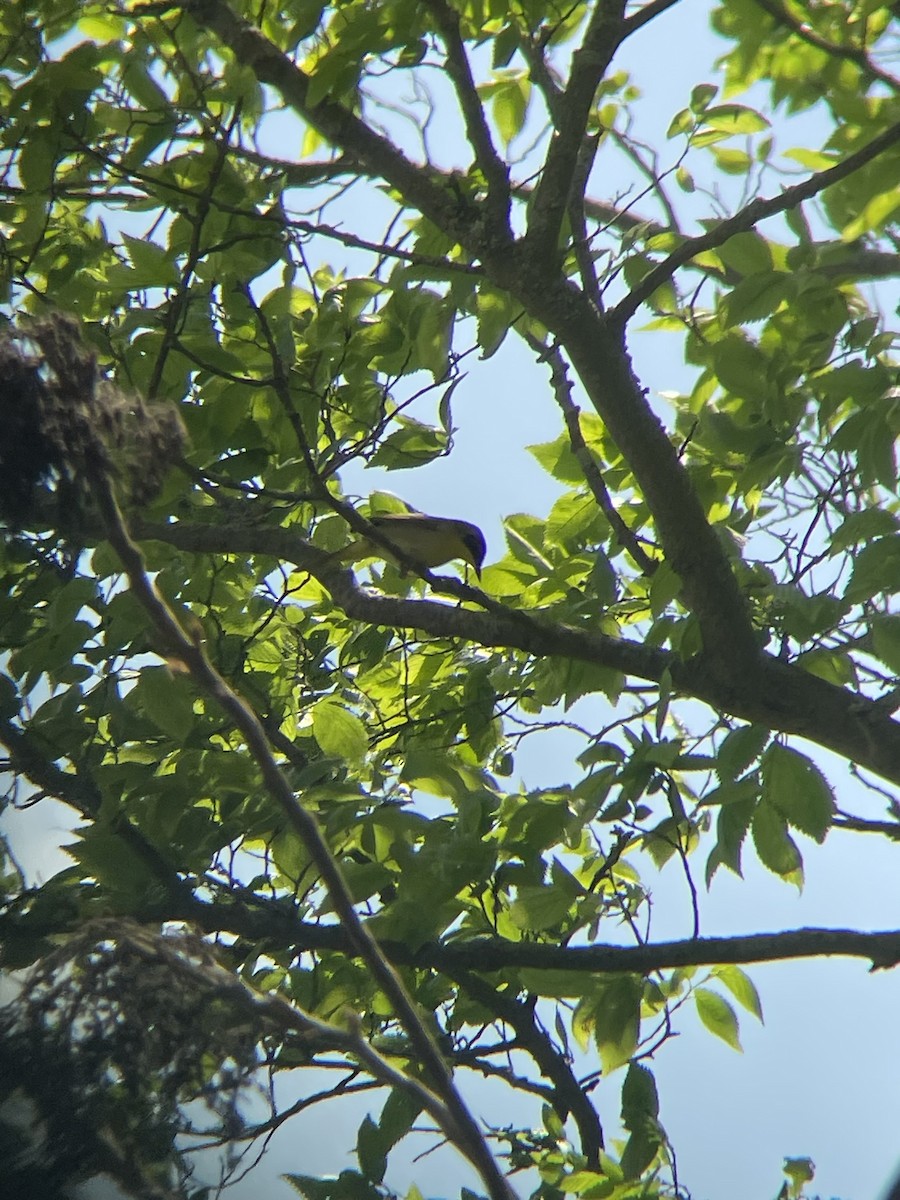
[[181, 0, 478, 246], [622, 0, 684, 37], [497, 268, 762, 682], [91, 490, 515, 1200], [155, 899, 900, 974], [448, 968, 605, 1166], [523, 332, 657, 576], [751, 0, 900, 91], [123, 516, 900, 786], [612, 119, 900, 323], [425, 0, 512, 228], [524, 0, 627, 264]]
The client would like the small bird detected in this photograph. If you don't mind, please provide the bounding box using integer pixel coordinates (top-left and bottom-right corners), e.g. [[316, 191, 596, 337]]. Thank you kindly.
[[335, 511, 486, 578]]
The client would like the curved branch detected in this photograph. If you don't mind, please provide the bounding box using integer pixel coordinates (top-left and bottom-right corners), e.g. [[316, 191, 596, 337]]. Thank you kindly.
[[622, 0, 684, 38], [752, 0, 900, 92], [612, 119, 900, 323], [181, 0, 478, 244], [115, 514, 900, 785], [448, 968, 605, 1166]]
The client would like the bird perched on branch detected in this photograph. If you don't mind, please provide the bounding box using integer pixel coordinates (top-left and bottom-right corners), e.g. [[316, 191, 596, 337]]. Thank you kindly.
[[334, 511, 486, 578]]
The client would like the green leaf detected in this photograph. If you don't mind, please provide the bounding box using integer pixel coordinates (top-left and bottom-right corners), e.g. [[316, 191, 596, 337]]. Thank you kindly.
[[509, 883, 573, 931], [842, 188, 900, 240], [724, 272, 791, 325], [871, 615, 900, 673], [378, 1089, 421, 1152], [717, 726, 769, 781], [710, 334, 771, 404], [712, 965, 763, 1021], [527, 434, 584, 484], [491, 74, 531, 147], [717, 231, 773, 275], [369, 418, 449, 469], [312, 700, 368, 763], [751, 801, 803, 884], [463, 663, 497, 753], [133, 667, 196, 740], [122, 234, 178, 287], [621, 1061, 659, 1127], [709, 145, 752, 173], [519, 969, 594, 999], [690, 83, 718, 112], [667, 107, 694, 138], [286, 1172, 381, 1200], [761, 743, 835, 842], [782, 1157, 815, 1199], [356, 1115, 387, 1184], [845, 536, 900, 601], [620, 1063, 662, 1179], [474, 286, 520, 358], [694, 987, 741, 1050], [706, 794, 756, 883], [560, 1169, 613, 1195], [701, 103, 769, 134], [593, 975, 642, 1072], [829, 509, 898, 552]]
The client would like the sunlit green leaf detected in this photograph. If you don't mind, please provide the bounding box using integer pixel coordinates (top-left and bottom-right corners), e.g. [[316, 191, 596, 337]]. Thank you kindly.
[[593, 975, 642, 1072], [695, 987, 741, 1050], [761, 744, 834, 842], [312, 700, 368, 763]]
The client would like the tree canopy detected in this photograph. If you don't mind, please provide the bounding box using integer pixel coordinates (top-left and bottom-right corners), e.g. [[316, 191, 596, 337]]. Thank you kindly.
[[1, 1, 899, 1198]]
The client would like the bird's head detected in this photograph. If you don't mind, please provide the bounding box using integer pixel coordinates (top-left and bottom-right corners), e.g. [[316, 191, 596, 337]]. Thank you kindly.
[[453, 519, 487, 578]]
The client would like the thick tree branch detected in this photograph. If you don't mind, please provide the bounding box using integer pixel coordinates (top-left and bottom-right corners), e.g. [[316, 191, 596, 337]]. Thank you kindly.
[[152, 898, 900, 974], [125, 517, 900, 785], [612, 119, 900, 323], [414, 926, 900, 972], [525, 0, 627, 264], [5, 886, 897, 994], [495, 268, 762, 681]]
